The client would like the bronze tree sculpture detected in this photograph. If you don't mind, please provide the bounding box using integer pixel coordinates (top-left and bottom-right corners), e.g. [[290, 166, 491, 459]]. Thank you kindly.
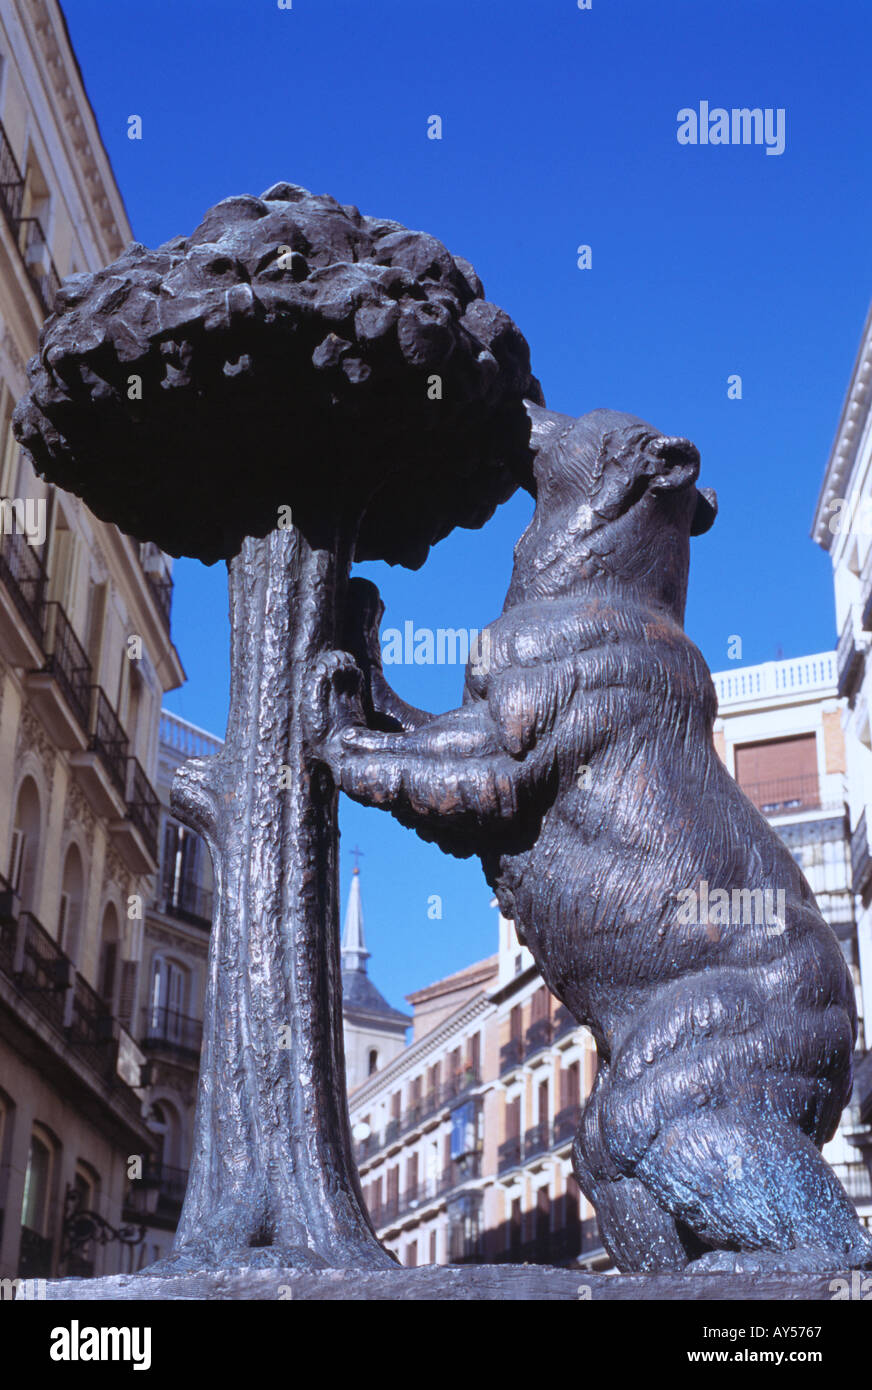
[[13, 184, 541, 1272], [317, 404, 872, 1275]]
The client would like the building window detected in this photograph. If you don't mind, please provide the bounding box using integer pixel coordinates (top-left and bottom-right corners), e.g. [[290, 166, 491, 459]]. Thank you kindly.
[[9, 775, 42, 912], [148, 954, 189, 1044], [19, 1124, 55, 1277], [367, 1048, 379, 1075], [57, 843, 84, 963], [734, 734, 819, 814], [98, 902, 120, 1012]]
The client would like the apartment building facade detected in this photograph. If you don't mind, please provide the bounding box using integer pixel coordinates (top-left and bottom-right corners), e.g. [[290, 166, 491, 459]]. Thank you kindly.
[[349, 910, 600, 1269], [712, 650, 872, 1220], [813, 299, 872, 1152], [0, 0, 186, 1282], [118, 710, 217, 1269]]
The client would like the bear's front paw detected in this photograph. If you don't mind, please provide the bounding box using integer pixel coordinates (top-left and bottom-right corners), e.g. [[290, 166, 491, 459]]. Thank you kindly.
[[305, 650, 366, 749]]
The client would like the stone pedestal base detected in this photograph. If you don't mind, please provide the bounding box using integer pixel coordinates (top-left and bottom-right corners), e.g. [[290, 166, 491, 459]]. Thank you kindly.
[[18, 1265, 854, 1301]]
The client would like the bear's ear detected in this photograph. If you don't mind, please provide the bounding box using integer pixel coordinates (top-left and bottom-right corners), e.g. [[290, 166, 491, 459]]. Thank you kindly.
[[524, 401, 575, 451]]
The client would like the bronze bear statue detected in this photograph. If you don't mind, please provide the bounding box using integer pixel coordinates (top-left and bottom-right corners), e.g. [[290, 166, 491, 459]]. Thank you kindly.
[[314, 404, 872, 1273]]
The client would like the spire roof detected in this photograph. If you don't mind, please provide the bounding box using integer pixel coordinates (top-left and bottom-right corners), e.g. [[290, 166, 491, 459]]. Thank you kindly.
[[341, 864, 411, 1028]]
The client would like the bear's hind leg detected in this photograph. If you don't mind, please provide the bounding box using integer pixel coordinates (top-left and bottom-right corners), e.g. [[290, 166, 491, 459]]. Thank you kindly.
[[635, 1105, 872, 1272], [573, 1070, 710, 1272]]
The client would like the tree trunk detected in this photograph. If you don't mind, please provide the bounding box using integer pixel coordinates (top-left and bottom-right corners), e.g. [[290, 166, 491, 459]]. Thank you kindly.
[[157, 522, 391, 1270]]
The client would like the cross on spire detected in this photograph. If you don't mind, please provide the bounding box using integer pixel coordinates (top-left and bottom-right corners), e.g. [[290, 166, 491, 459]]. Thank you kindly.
[[350, 844, 365, 874]]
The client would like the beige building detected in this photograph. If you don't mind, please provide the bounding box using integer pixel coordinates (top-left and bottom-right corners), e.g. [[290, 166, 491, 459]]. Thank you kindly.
[[712, 650, 871, 1221], [0, 0, 185, 1283], [813, 301, 872, 1159], [120, 711, 218, 1269], [349, 906, 599, 1269]]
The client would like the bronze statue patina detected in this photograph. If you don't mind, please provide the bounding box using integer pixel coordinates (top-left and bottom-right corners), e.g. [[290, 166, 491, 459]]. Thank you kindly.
[[317, 404, 872, 1275], [13, 183, 870, 1283]]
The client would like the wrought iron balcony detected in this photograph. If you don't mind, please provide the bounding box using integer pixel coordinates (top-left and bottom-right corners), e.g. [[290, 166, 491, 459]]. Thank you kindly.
[[740, 773, 821, 818], [17, 216, 62, 317], [140, 1005, 203, 1059], [442, 1065, 480, 1104], [525, 1017, 553, 1060], [0, 901, 134, 1090], [124, 1162, 189, 1223], [552, 1105, 578, 1147], [553, 1005, 576, 1043], [68, 972, 117, 1076], [497, 1135, 522, 1174], [499, 1037, 523, 1075], [14, 910, 71, 1030], [0, 116, 25, 232], [0, 526, 46, 649], [138, 543, 173, 630], [18, 1225, 52, 1278], [125, 758, 159, 860], [524, 1121, 551, 1160], [87, 686, 129, 797], [28, 601, 91, 746], [162, 876, 214, 928], [851, 809, 872, 898]]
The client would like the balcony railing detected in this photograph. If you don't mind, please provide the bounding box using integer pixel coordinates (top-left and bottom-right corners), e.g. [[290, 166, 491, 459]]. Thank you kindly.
[[0, 526, 46, 644], [553, 1105, 578, 1146], [126, 758, 159, 859], [17, 217, 62, 317], [524, 1121, 551, 1160], [141, 1005, 203, 1058], [0, 898, 143, 1099], [740, 773, 821, 817], [851, 810, 872, 898], [500, 1038, 523, 1075], [0, 117, 25, 231], [124, 1162, 189, 1220], [16, 910, 70, 1030], [525, 1017, 553, 1060], [87, 687, 129, 797], [159, 709, 223, 760], [498, 1136, 522, 1174], [163, 876, 214, 927], [553, 1006, 576, 1042], [18, 1225, 52, 1279], [442, 1065, 480, 1104], [138, 544, 173, 630], [40, 601, 92, 733], [68, 972, 116, 1076]]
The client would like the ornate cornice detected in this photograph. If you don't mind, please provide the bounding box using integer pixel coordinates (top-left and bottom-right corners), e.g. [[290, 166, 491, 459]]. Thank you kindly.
[[26, 0, 130, 259], [15, 704, 56, 797], [63, 774, 95, 853], [812, 300, 872, 550]]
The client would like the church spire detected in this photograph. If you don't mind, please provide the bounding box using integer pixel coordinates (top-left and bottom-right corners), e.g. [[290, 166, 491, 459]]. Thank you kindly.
[[342, 866, 370, 974]]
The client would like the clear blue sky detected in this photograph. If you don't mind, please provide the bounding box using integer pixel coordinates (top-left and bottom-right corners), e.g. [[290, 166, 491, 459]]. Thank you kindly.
[[63, 0, 872, 1013]]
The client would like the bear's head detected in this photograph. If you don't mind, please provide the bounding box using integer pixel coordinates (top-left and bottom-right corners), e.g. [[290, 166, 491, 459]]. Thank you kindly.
[[504, 404, 717, 620]]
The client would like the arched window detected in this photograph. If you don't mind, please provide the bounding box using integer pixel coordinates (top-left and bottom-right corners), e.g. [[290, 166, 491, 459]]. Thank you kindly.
[[8, 776, 41, 912], [57, 843, 84, 963], [19, 1122, 58, 1277], [148, 1098, 182, 1170], [67, 1160, 101, 1277], [368, 1048, 379, 1076], [98, 902, 120, 1012]]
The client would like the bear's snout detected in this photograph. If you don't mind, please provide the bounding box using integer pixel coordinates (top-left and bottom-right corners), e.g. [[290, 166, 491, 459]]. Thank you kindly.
[[649, 435, 701, 477]]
